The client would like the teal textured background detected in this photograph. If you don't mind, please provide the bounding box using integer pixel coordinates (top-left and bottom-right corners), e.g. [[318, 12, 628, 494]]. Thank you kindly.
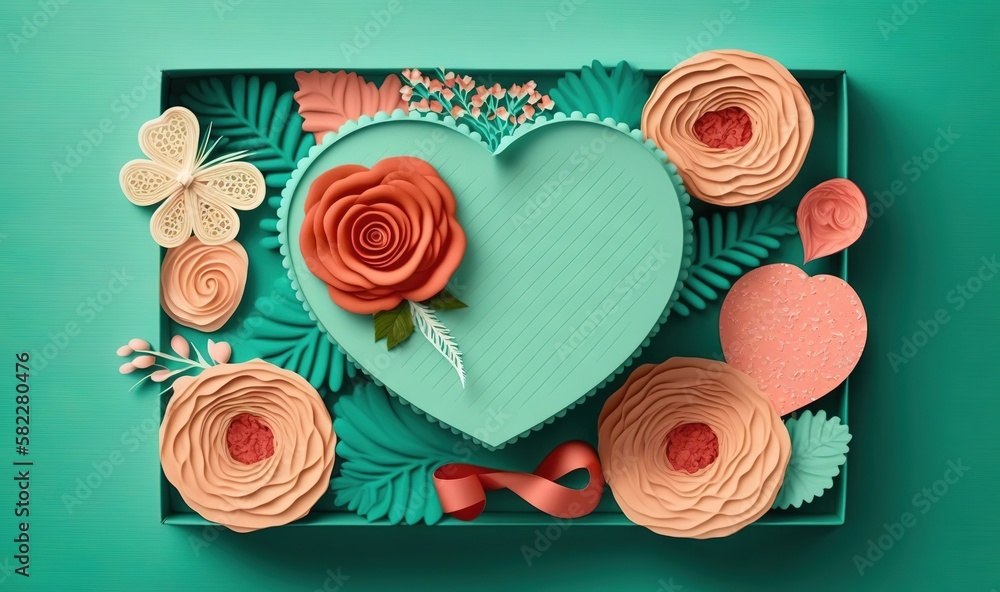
[[1, 0, 997, 590]]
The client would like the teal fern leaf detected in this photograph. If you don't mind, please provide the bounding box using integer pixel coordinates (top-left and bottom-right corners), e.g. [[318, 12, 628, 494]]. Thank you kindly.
[[180, 75, 315, 189], [774, 410, 852, 510], [673, 204, 797, 316], [240, 277, 355, 392], [332, 382, 488, 524], [550, 60, 650, 128]]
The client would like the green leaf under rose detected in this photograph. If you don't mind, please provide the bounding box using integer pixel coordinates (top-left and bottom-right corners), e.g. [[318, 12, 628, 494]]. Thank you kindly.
[[374, 302, 414, 350]]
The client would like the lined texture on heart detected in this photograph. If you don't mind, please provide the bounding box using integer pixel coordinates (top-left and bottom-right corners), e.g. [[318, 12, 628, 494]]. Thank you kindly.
[[280, 111, 692, 448]]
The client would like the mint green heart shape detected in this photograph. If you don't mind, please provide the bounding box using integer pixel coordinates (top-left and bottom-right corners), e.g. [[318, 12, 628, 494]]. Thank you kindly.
[[280, 111, 692, 449]]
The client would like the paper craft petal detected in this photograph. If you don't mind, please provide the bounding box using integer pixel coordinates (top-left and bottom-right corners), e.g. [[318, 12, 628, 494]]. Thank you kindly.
[[193, 162, 266, 211], [138, 106, 199, 172], [773, 410, 851, 509], [797, 178, 868, 263], [720, 263, 868, 415], [190, 193, 242, 246], [120, 159, 181, 206], [294, 70, 409, 142], [149, 192, 193, 249]]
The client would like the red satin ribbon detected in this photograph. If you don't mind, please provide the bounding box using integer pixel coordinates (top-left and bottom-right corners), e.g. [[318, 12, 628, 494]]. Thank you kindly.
[[432, 440, 605, 521]]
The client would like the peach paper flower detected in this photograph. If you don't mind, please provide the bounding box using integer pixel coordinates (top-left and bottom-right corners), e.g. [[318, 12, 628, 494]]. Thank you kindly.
[[160, 360, 336, 532], [300, 156, 466, 314], [642, 50, 814, 207], [160, 236, 248, 332], [797, 178, 868, 263], [598, 357, 791, 539]]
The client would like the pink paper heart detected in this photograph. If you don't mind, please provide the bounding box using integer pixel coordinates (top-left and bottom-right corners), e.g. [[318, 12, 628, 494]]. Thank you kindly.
[[719, 263, 867, 415]]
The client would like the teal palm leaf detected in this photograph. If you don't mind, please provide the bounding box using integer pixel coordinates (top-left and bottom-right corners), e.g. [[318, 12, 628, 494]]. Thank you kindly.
[[180, 75, 314, 189], [673, 204, 798, 316], [550, 60, 649, 128], [241, 277, 354, 393], [331, 383, 487, 525]]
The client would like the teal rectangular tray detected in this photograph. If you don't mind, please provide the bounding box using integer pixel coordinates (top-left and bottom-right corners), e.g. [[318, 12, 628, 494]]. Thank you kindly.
[[160, 68, 850, 528]]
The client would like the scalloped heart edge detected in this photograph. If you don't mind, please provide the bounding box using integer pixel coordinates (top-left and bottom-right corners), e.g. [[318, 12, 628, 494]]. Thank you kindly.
[[277, 109, 694, 450]]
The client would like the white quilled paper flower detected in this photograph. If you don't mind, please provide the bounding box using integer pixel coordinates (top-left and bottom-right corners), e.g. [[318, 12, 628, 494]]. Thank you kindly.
[[119, 107, 265, 248]]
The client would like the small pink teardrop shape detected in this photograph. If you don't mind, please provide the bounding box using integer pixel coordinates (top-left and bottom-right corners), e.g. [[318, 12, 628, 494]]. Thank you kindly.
[[151, 370, 172, 383], [170, 335, 190, 359], [133, 355, 156, 369]]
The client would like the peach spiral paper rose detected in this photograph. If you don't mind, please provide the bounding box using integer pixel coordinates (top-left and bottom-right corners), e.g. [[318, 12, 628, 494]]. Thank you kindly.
[[797, 178, 868, 263], [642, 50, 814, 207], [300, 156, 466, 314], [160, 360, 336, 533], [160, 236, 248, 331], [597, 357, 791, 539]]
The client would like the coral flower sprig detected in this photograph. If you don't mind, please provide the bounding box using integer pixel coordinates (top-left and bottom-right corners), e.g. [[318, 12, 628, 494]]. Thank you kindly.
[[400, 68, 555, 150], [117, 336, 232, 391]]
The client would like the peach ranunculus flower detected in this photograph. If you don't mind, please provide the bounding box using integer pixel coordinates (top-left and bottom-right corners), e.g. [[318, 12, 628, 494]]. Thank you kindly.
[[160, 236, 248, 332], [598, 357, 791, 539], [642, 50, 814, 207], [300, 156, 466, 315], [159, 359, 336, 533], [796, 178, 868, 263]]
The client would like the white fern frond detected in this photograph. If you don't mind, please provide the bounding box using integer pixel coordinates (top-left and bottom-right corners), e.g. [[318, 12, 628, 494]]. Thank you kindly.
[[408, 301, 466, 389]]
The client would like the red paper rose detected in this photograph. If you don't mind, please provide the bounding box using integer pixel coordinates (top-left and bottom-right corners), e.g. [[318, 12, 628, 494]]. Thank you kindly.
[[300, 156, 466, 314]]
